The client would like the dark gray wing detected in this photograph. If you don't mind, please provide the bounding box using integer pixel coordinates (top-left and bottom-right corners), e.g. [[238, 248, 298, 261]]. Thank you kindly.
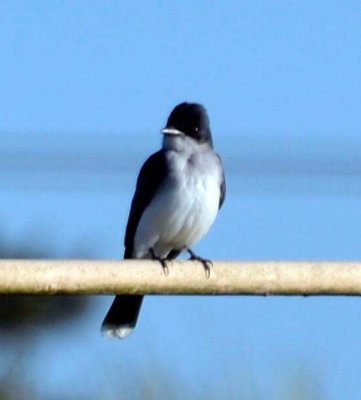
[[124, 150, 168, 258], [102, 151, 167, 337], [217, 154, 226, 209], [219, 173, 226, 209]]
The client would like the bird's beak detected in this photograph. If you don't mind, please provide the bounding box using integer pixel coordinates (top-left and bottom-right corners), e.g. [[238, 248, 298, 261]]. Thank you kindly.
[[161, 127, 183, 136]]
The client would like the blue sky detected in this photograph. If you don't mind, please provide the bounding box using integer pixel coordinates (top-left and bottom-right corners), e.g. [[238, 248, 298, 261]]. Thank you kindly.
[[1, 1, 360, 136], [0, 1, 361, 399]]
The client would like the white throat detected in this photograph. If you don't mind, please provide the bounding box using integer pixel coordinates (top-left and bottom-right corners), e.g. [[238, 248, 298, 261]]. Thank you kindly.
[[162, 134, 210, 154]]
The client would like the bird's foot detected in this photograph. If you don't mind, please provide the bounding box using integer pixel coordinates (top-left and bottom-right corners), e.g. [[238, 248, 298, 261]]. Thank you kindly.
[[150, 248, 169, 275], [187, 249, 213, 278]]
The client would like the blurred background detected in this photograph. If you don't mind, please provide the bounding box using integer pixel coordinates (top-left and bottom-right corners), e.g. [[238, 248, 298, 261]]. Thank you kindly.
[[0, 1, 360, 399]]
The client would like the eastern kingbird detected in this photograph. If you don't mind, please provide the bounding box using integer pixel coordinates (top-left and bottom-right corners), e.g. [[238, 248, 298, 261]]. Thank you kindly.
[[101, 102, 226, 339]]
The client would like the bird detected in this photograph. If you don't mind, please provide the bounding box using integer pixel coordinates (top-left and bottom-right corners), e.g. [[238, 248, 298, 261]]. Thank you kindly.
[[101, 102, 226, 339]]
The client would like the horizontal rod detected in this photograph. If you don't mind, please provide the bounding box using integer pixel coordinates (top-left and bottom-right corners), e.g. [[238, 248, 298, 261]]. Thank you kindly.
[[0, 260, 361, 296]]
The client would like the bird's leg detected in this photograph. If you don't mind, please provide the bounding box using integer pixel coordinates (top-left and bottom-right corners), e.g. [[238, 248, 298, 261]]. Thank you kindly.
[[187, 249, 213, 278], [150, 248, 169, 275], [166, 249, 182, 260]]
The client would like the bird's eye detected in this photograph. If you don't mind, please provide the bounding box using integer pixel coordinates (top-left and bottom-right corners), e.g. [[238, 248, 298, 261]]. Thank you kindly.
[[193, 127, 199, 134]]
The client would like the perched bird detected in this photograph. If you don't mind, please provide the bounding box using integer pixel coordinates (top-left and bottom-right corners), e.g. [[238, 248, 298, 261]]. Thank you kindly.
[[101, 102, 226, 339]]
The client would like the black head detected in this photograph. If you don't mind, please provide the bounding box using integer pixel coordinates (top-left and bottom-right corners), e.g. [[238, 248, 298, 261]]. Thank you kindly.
[[163, 102, 213, 146]]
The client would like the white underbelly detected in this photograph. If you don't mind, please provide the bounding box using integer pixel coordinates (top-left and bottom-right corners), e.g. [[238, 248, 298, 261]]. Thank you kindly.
[[133, 175, 220, 258]]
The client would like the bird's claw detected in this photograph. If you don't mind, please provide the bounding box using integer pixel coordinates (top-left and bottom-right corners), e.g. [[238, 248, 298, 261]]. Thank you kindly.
[[187, 249, 213, 278], [150, 248, 169, 276], [160, 259, 169, 276]]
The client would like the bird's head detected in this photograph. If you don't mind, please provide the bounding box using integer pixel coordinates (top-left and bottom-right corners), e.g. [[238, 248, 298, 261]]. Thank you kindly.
[[162, 102, 213, 149]]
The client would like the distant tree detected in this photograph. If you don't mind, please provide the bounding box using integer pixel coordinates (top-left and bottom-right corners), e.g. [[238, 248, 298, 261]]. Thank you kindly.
[[0, 230, 93, 398], [0, 231, 91, 337]]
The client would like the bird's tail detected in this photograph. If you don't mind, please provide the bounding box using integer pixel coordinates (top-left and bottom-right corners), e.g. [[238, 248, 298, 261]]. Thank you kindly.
[[101, 295, 143, 339]]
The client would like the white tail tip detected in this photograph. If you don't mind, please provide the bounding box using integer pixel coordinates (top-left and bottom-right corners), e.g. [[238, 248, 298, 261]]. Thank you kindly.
[[101, 324, 134, 339]]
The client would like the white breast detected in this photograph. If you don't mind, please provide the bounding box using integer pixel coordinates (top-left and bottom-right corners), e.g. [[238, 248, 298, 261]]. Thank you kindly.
[[133, 142, 222, 259]]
